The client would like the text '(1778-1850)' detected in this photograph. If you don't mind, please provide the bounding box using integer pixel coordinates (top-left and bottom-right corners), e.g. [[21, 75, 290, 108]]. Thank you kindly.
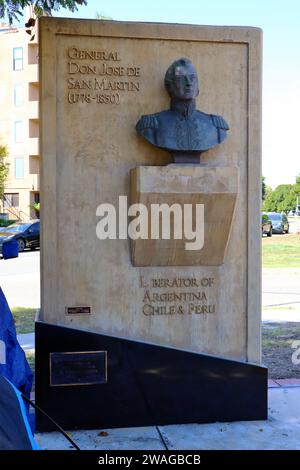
[[66, 47, 141, 105]]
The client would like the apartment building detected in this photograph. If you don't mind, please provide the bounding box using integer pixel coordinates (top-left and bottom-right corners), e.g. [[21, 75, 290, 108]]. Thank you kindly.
[[0, 22, 39, 220]]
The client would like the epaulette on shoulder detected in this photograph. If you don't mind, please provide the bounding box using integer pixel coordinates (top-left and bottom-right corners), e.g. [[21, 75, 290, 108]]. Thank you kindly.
[[211, 114, 230, 131], [136, 114, 159, 131]]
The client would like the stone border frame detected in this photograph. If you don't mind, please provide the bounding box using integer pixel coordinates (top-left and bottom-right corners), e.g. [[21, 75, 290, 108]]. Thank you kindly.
[[39, 18, 262, 363]]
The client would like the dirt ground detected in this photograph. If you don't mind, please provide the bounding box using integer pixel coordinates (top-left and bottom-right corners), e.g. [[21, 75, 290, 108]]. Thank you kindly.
[[262, 322, 300, 378]]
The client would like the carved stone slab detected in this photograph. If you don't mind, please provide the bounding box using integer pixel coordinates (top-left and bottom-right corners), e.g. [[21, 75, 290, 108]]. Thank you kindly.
[[130, 165, 239, 266]]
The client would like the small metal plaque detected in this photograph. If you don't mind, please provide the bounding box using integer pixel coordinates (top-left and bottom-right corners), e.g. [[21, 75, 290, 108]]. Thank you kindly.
[[65, 306, 92, 315], [50, 351, 107, 387]]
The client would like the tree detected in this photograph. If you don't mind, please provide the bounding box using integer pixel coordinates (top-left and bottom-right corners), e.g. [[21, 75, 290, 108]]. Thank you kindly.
[[0, 0, 87, 24], [262, 176, 266, 200], [263, 184, 296, 214], [265, 184, 272, 200], [294, 174, 300, 196], [293, 174, 300, 211], [262, 176, 272, 203], [0, 145, 9, 200]]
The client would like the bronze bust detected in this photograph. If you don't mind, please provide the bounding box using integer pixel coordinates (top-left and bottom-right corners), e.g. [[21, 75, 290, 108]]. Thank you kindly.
[[136, 58, 229, 163]]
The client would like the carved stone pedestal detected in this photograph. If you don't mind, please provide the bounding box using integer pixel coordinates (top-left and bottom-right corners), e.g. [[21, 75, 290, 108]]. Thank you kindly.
[[130, 165, 238, 266]]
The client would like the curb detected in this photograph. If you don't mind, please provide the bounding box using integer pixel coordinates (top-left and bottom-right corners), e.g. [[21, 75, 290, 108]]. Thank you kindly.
[[268, 379, 300, 388]]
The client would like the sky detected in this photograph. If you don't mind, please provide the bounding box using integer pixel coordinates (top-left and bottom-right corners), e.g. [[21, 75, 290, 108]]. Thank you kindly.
[[22, 0, 300, 188]]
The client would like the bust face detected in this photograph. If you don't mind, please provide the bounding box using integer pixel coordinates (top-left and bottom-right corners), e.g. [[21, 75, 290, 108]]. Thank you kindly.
[[169, 62, 199, 101]]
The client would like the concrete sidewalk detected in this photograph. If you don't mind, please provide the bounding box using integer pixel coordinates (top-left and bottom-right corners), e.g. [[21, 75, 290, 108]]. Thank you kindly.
[[262, 267, 300, 322], [35, 386, 300, 450], [18, 330, 300, 449]]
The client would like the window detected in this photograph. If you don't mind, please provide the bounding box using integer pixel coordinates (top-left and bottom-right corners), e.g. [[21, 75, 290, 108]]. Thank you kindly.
[[3, 193, 19, 208], [34, 192, 40, 204], [14, 121, 25, 143], [14, 84, 23, 106], [13, 47, 23, 71], [14, 157, 24, 179]]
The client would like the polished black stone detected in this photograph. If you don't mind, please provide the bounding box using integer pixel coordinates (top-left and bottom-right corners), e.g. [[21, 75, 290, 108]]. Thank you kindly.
[[35, 321, 268, 431]]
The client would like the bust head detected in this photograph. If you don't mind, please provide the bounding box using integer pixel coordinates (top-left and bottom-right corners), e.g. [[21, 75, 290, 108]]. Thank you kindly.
[[164, 58, 199, 101]]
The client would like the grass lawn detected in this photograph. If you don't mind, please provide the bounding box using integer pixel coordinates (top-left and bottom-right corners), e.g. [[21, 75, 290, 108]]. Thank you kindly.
[[262, 324, 299, 348], [11, 307, 36, 335], [9, 307, 36, 377], [26, 351, 35, 375], [262, 233, 300, 268]]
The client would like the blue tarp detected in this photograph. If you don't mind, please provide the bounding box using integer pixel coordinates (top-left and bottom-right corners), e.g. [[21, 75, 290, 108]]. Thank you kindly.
[[2, 239, 19, 259], [0, 376, 39, 450], [0, 287, 33, 400]]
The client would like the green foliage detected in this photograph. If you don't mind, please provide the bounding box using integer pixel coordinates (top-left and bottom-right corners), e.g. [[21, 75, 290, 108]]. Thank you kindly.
[[0, 145, 9, 199], [30, 201, 40, 216], [263, 174, 300, 213], [0, 0, 87, 24], [265, 184, 272, 200], [262, 176, 272, 202], [11, 306, 36, 334], [0, 218, 17, 227], [25, 351, 35, 373], [294, 174, 300, 196], [263, 184, 297, 213], [262, 176, 266, 200], [262, 234, 300, 268]]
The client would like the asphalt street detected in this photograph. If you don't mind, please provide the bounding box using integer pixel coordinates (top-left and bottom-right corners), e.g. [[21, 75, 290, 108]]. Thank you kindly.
[[288, 218, 300, 234], [0, 249, 40, 308]]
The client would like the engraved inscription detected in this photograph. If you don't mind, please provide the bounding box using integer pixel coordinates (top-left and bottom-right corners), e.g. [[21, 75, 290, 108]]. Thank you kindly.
[[139, 276, 216, 316], [65, 47, 141, 105], [50, 351, 107, 386], [65, 306, 92, 315]]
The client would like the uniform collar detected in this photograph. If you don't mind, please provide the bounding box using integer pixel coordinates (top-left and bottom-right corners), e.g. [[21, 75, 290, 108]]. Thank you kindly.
[[170, 99, 196, 118]]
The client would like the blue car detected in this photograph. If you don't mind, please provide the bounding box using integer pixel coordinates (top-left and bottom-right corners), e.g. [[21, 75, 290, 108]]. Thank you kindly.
[[0, 220, 40, 253]]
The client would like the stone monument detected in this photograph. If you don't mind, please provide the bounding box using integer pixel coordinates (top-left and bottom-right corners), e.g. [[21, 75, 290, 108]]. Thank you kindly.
[[36, 18, 267, 431]]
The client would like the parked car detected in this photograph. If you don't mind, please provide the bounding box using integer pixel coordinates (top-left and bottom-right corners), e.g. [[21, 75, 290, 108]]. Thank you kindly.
[[267, 212, 289, 234], [262, 213, 272, 237], [0, 220, 40, 253]]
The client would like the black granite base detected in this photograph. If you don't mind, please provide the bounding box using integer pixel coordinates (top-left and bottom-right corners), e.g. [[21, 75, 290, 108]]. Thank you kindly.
[[35, 321, 268, 431]]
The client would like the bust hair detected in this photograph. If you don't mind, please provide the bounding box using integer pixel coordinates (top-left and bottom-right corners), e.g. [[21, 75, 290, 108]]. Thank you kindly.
[[164, 58, 194, 94]]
